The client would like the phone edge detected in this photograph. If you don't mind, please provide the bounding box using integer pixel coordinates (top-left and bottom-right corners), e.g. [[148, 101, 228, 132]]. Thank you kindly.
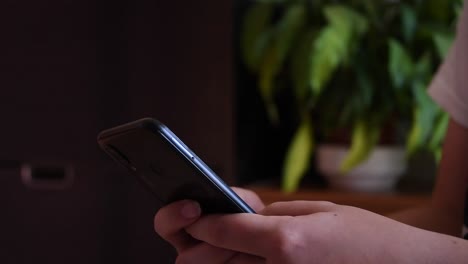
[[157, 125, 255, 214]]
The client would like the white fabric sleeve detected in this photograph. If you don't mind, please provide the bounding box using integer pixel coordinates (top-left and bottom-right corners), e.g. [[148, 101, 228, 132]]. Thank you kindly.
[[428, 2, 468, 128]]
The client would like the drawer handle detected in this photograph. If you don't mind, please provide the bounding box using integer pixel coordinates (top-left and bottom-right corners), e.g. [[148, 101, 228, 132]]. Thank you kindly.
[[21, 163, 73, 190]]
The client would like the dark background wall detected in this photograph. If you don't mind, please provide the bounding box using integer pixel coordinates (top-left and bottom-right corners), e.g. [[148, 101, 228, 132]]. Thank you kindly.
[[0, 0, 234, 263]]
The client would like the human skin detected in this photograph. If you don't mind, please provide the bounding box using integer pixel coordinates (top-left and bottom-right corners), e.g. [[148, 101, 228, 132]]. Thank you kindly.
[[156, 198, 468, 263], [389, 119, 468, 236], [154, 188, 265, 263], [154, 119, 468, 263]]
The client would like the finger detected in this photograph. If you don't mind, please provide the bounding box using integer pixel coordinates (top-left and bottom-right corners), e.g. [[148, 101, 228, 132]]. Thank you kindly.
[[176, 243, 236, 264], [154, 200, 201, 252], [231, 187, 265, 212], [186, 213, 285, 257], [260, 201, 336, 216]]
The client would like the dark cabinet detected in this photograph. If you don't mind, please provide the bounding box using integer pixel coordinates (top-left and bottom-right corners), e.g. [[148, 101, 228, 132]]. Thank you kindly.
[[0, 1, 234, 263]]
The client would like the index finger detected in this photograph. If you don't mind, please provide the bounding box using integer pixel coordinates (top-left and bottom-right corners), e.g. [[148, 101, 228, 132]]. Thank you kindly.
[[185, 213, 291, 257]]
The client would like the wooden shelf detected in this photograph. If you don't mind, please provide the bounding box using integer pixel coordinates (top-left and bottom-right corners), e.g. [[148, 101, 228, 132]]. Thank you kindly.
[[248, 186, 431, 215]]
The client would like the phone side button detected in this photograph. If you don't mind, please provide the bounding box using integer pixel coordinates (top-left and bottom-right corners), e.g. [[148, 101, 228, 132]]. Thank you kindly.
[[170, 137, 194, 159]]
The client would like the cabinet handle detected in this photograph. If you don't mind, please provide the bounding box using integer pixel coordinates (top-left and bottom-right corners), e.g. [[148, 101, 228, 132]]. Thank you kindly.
[[20, 163, 74, 190]]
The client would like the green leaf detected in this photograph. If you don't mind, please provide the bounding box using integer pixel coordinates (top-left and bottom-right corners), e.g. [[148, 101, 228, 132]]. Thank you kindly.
[[339, 120, 380, 173], [241, 2, 274, 72], [413, 81, 438, 119], [423, 0, 452, 22], [282, 119, 314, 193], [432, 31, 454, 59], [401, 4, 417, 43], [252, 27, 276, 71], [324, 5, 368, 63], [406, 108, 423, 156], [434, 148, 442, 163], [362, 0, 380, 28], [355, 64, 373, 110], [259, 45, 280, 124], [388, 38, 414, 89], [407, 81, 439, 155], [256, 4, 306, 124], [290, 29, 315, 107], [309, 26, 345, 96], [274, 4, 307, 65], [309, 5, 368, 96], [324, 5, 368, 36], [428, 111, 449, 150], [413, 53, 432, 79]]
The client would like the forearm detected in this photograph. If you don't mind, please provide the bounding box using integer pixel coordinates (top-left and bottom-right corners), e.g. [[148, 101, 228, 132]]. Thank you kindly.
[[388, 204, 463, 237], [389, 119, 468, 238], [399, 226, 468, 263]]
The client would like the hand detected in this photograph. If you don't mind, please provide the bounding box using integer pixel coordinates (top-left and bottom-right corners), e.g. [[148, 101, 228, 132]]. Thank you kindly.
[[154, 187, 265, 263], [185, 200, 468, 263]]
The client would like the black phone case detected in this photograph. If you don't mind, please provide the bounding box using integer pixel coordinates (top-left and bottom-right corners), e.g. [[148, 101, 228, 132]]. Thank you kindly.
[[97, 118, 255, 214]]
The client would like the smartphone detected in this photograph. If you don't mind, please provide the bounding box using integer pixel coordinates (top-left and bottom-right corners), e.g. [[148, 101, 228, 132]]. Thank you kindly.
[[97, 118, 255, 214]]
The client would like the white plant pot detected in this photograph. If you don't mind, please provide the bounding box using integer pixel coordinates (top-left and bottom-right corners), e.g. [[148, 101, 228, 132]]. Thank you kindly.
[[317, 145, 407, 192]]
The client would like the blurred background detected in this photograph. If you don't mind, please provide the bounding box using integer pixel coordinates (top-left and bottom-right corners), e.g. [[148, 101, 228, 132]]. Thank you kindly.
[[0, 0, 461, 263]]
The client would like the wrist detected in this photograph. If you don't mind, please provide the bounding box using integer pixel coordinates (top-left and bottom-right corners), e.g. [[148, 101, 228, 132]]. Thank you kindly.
[[392, 226, 468, 263]]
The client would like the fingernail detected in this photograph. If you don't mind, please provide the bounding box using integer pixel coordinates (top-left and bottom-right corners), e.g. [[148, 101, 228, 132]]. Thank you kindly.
[[180, 201, 201, 219]]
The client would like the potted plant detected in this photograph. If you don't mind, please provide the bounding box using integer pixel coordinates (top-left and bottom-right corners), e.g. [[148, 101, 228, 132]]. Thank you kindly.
[[241, 0, 461, 192]]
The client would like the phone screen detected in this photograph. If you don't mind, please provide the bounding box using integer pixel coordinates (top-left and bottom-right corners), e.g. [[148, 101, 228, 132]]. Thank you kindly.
[[98, 119, 255, 214]]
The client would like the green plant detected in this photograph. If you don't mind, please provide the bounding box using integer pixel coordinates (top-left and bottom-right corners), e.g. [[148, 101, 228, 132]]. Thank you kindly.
[[241, 0, 461, 192]]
